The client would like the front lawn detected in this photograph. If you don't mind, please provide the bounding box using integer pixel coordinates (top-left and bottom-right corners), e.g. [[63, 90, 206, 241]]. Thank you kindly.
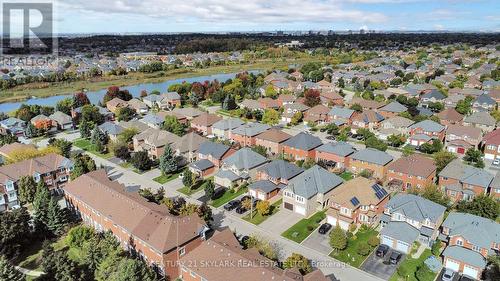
[[330, 227, 378, 268], [153, 169, 184, 184], [339, 171, 353, 181], [73, 138, 112, 159], [390, 249, 437, 281], [243, 199, 282, 225], [281, 211, 326, 243], [210, 186, 248, 208], [177, 179, 211, 196]]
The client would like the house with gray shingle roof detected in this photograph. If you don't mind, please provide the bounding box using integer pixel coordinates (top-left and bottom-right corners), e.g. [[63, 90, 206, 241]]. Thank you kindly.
[[328, 106, 356, 123], [211, 118, 245, 139], [463, 111, 496, 133], [248, 160, 304, 201], [230, 122, 270, 146], [438, 159, 494, 202], [378, 101, 407, 118], [281, 132, 322, 161], [440, 212, 500, 279], [140, 113, 165, 129], [214, 148, 268, 188], [380, 194, 446, 253], [0, 117, 26, 137], [472, 94, 496, 112], [197, 141, 234, 168], [408, 119, 445, 146], [348, 148, 393, 180], [49, 111, 73, 130], [282, 165, 343, 217], [98, 122, 124, 141], [315, 142, 356, 169]]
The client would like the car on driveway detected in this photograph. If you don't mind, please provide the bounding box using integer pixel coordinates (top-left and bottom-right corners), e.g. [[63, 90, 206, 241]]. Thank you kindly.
[[389, 251, 402, 265], [493, 159, 500, 166], [458, 275, 474, 281], [376, 244, 389, 258], [318, 223, 332, 234], [223, 200, 240, 211], [235, 206, 248, 214], [326, 135, 336, 140], [441, 269, 456, 281]]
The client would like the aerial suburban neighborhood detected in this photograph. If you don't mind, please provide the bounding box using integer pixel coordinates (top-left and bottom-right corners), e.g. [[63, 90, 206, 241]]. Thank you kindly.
[[0, 2, 499, 281]]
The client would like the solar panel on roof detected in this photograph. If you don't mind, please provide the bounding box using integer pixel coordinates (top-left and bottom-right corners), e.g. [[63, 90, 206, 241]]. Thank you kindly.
[[371, 184, 381, 192], [350, 197, 360, 206], [375, 188, 388, 200]]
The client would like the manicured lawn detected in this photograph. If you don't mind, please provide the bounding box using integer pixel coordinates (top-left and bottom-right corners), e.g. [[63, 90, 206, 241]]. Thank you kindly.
[[177, 179, 209, 196], [243, 199, 282, 225], [330, 227, 378, 268], [389, 249, 437, 281], [210, 186, 249, 208], [281, 211, 326, 243], [153, 169, 184, 184], [73, 138, 112, 159], [339, 171, 353, 181]]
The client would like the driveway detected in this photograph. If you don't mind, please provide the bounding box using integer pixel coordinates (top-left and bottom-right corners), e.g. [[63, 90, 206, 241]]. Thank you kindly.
[[142, 168, 162, 179], [259, 209, 303, 234], [436, 268, 461, 281], [361, 249, 401, 280], [301, 228, 333, 255]]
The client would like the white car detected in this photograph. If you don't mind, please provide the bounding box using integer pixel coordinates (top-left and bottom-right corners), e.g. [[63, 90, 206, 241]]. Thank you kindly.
[[493, 159, 500, 166], [441, 268, 456, 281]]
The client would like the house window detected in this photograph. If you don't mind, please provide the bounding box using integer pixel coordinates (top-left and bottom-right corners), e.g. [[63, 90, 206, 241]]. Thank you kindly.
[[295, 196, 304, 203], [456, 239, 463, 246], [179, 247, 186, 256], [472, 245, 480, 252]]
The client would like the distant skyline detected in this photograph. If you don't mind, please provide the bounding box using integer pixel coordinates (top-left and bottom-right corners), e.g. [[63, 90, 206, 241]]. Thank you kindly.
[[10, 0, 500, 34]]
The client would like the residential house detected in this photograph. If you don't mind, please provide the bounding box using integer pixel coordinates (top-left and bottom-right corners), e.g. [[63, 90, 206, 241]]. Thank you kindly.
[[304, 104, 330, 124], [282, 165, 344, 217], [472, 94, 496, 112], [132, 128, 181, 159], [240, 99, 261, 111], [249, 160, 304, 201], [445, 125, 482, 155], [282, 103, 310, 123], [189, 141, 235, 177], [214, 148, 268, 188], [0, 117, 26, 137], [488, 172, 500, 200], [351, 110, 385, 132], [171, 108, 204, 120], [377, 116, 414, 140], [436, 108, 464, 127], [145, 92, 182, 109], [64, 170, 207, 278], [229, 122, 270, 147], [257, 97, 280, 109], [326, 177, 389, 231], [444, 94, 465, 109], [98, 122, 124, 141], [49, 111, 73, 130], [482, 129, 500, 160], [386, 154, 436, 191], [254, 129, 291, 155], [463, 111, 496, 133], [190, 113, 222, 136], [349, 98, 384, 111], [420, 90, 446, 107], [315, 142, 356, 170], [127, 98, 148, 115], [157, 110, 188, 125], [277, 94, 296, 106], [328, 106, 357, 124], [211, 118, 245, 140], [408, 120, 445, 146], [140, 113, 165, 129], [348, 148, 394, 180], [0, 143, 35, 164], [179, 228, 330, 281], [380, 194, 446, 253], [281, 132, 322, 161], [31, 114, 55, 131], [0, 153, 73, 212], [173, 132, 206, 164], [378, 101, 407, 119], [106, 97, 129, 113], [320, 91, 343, 106], [439, 159, 494, 202], [440, 212, 500, 280]]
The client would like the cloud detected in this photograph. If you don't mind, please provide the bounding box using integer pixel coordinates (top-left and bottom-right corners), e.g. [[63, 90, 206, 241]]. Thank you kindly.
[[58, 0, 387, 24]]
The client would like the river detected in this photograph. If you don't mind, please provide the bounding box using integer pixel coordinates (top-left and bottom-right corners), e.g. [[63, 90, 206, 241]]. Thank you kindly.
[[0, 71, 259, 113]]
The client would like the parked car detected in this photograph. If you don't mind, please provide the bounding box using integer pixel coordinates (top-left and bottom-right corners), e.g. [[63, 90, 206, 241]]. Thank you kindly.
[[376, 244, 389, 258], [318, 223, 332, 234], [223, 200, 241, 211], [240, 195, 252, 203], [356, 134, 364, 140], [441, 269, 456, 281], [326, 135, 336, 140], [389, 251, 402, 265], [240, 235, 249, 247], [458, 275, 474, 281], [493, 159, 500, 166], [235, 206, 247, 214]]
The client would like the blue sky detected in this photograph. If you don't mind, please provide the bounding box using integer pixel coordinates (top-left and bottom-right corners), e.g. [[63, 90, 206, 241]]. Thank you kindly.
[[52, 0, 499, 33]]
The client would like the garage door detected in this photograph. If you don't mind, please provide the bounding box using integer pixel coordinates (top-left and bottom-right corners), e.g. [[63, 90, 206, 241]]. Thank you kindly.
[[284, 202, 293, 211], [257, 192, 266, 200], [445, 258, 460, 272], [396, 240, 410, 253], [249, 190, 256, 197], [327, 215, 337, 226], [294, 205, 306, 215], [463, 265, 479, 280], [381, 235, 393, 247]]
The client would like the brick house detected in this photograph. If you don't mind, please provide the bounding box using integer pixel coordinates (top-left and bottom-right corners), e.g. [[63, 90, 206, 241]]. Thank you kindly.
[[408, 120, 445, 146], [229, 122, 270, 147], [132, 128, 181, 160], [440, 212, 500, 280], [249, 160, 304, 201], [320, 90, 343, 106], [64, 170, 208, 279], [214, 148, 268, 188], [303, 104, 330, 124], [281, 132, 322, 161], [436, 108, 464, 127], [189, 141, 235, 177], [327, 106, 357, 124], [481, 128, 500, 160], [254, 129, 291, 155], [438, 159, 494, 202], [106, 97, 129, 113], [386, 154, 436, 191], [348, 148, 393, 180], [351, 110, 385, 132], [31, 114, 55, 131], [189, 113, 222, 136], [445, 125, 482, 155], [326, 177, 390, 231], [211, 118, 245, 140], [378, 101, 407, 119], [0, 153, 73, 212], [315, 142, 356, 170]]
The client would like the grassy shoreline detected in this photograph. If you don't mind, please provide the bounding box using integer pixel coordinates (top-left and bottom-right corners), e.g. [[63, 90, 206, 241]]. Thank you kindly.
[[1, 58, 317, 104]]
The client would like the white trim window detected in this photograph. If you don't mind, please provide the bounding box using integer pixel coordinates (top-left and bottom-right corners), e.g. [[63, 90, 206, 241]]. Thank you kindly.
[[456, 239, 463, 246]]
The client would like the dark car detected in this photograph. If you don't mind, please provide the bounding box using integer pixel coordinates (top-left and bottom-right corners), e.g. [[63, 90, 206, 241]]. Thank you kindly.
[[389, 251, 402, 265], [223, 200, 240, 211], [326, 135, 336, 140], [356, 134, 364, 140], [351, 133, 359, 139], [376, 244, 389, 258], [458, 275, 475, 281], [318, 223, 332, 234], [240, 235, 249, 247], [240, 195, 252, 203], [235, 206, 247, 214]]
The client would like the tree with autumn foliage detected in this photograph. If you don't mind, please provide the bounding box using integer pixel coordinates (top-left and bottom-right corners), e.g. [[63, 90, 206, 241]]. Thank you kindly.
[[303, 89, 321, 107], [103, 86, 133, 104], [73, 92, 90, 108]]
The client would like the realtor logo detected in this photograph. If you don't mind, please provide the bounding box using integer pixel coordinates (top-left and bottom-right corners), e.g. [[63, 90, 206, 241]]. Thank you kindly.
[[1, 1, 56, 55]]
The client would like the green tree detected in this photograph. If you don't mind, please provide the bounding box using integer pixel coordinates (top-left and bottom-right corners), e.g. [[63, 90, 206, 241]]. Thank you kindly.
[[112, 142, 130, 160], [79, 121, 94, 139], [329, 225, 347, 251], [262, 109, 280, 125], [91, 126, 108, 152], [349, 103, 362, 112], [256, 200, 271, 216], [455, 195, 500, 220], [182, 169, 194, 188], [17, 176, 37, 205], [433, 151, 457, 173], [357, 242, 371, 256], [290, 111, 303, 126], [107, 258, 157, 281], [197, 203, 213, 225], [387, 134, 406, 147], [66, 225, 96, 248], [410, 184, 449, 207], [80, 105, 104, 125], [365, 136, 388, 151], [130, 151, 152, 171], [251, 145, 268, 157], [46, 198, 67, 236], [48, 138, 73, 158], [163, 116, 185, 136], [115, 107, 136, 122], [264, 85, 277, 98], [118, 128, 138, 143], [463, 148, 484, 168], [0, 207, 31, 259], [159, 144, 177, 175], [56, 98, 73, 115], [32, 181, 51, 233], [455, 96, 474, 115], [204, 180, 215, 200], [283, 253, 312, 275], [0, 255, 24, 281], [71, 153, 97, 179], [222, 94, 237, 110]]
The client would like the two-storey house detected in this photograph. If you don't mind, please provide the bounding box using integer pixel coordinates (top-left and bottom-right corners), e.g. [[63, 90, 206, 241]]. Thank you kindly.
[[248, 160, 304, 201]]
